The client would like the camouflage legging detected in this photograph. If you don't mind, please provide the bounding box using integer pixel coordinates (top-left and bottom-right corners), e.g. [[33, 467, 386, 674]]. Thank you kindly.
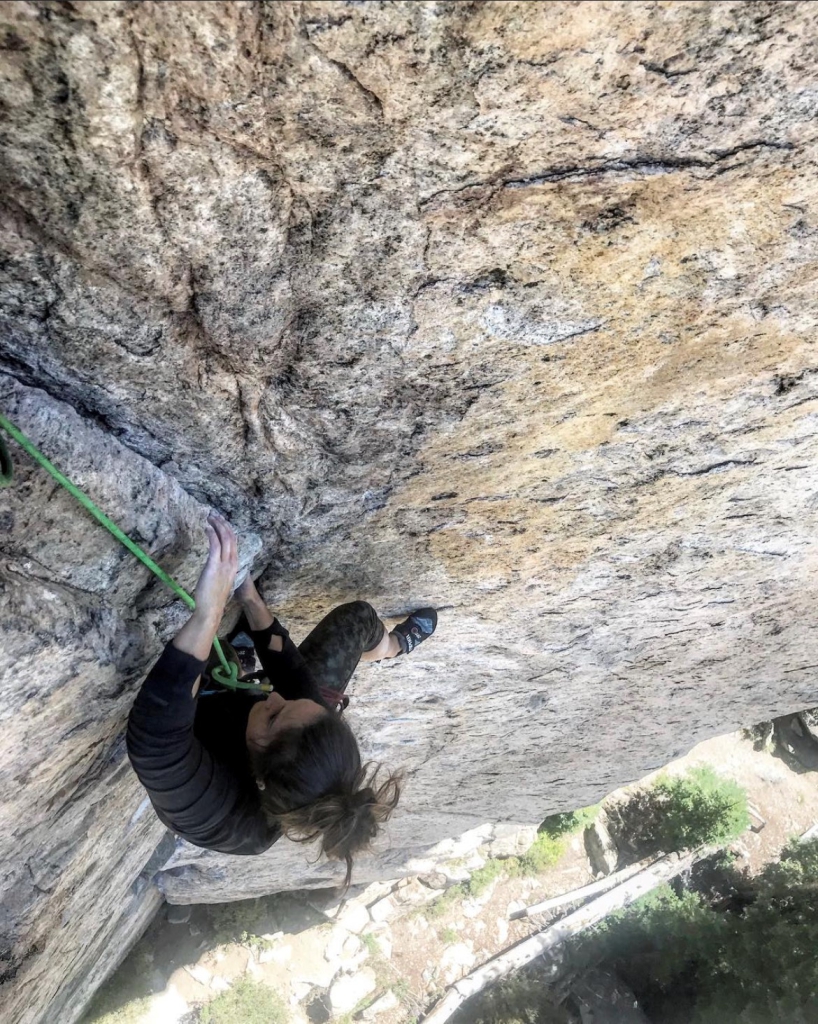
[[229, 601, 385, 706], [297, 601, 385, 692]]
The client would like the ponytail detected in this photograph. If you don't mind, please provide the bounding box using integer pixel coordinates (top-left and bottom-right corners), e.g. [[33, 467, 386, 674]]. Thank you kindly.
[[249, 714, 402, 888]]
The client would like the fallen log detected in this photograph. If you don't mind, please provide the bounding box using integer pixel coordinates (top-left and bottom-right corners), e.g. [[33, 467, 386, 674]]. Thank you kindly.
[[511, 854, 660, 920], [421, 848, 703, 1024]]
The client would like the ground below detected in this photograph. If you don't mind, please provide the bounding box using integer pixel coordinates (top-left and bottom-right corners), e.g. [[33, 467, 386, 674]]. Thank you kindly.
[[84, 729, 818, 1024]]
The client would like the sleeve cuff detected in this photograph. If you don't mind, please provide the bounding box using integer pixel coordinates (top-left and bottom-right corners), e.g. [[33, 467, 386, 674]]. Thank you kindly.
[[249, 619, 290, 647], [140, 641, 209, 705]]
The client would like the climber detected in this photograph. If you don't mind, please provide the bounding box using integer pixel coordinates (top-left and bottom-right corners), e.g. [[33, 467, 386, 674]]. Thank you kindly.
[[126, 513, 437, 884]]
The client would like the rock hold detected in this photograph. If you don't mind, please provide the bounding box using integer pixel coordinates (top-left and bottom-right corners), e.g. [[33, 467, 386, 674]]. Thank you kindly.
[[484, 824, 540, 860], [395, 887, 434, 912], [324, 926, 352, 963]]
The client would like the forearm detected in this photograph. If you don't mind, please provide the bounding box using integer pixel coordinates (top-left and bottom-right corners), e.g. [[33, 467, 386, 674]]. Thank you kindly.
[[241, 592, 275, 632], [173, 607, 221, 661], [236, 575, 278, 633]]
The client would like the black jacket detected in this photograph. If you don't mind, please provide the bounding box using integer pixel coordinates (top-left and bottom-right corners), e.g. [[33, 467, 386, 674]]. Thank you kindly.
[[126, 620, 328, 856]]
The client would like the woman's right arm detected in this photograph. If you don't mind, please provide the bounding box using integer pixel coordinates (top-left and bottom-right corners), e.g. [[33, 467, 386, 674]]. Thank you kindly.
[[126, 516, 276, 853], [126, 646, 275, 854]]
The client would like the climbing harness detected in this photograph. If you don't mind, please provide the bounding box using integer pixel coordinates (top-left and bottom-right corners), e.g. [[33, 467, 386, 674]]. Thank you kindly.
[[0, 411, 270, 693]]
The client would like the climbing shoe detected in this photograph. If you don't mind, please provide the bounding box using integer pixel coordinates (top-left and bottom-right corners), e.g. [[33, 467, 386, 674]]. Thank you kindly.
[[391, 608, 437, 655], [231, 631, 257, 675]]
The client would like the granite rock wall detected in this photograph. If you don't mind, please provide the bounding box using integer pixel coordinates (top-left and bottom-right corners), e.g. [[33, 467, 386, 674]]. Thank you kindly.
[[3, 1, 818, 1021]]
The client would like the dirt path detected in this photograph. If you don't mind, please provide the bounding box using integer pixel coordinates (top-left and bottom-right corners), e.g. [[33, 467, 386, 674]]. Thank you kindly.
[[84, 730, 818, 1024]]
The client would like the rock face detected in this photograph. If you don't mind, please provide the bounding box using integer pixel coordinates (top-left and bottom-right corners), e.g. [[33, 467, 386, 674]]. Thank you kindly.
[[2, 2, 818, 1021]]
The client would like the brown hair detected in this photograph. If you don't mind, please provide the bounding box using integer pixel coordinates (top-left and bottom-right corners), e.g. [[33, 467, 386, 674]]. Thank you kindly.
[[249, 713, 401, 888]]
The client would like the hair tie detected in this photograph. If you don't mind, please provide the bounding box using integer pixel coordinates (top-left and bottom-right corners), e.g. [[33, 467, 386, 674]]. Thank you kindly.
[[319, 685, 349, 712]]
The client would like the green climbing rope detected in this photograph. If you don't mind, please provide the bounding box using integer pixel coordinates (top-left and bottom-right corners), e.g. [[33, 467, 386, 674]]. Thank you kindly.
[[0, 411, 268, 692]]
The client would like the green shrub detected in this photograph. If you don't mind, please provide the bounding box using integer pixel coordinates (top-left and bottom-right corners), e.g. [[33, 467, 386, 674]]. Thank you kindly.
[[652, 767, 748, 851], [758, 833, 818, 898], [199, 978, 288, 1024], [518, 832, 566, 875], [572, 883, 725, 988], [539, 804, 600, 838], [569, 838, 818, 1023], [450, 971, 575, 1024], [607, 766, 748, 857], [426, 861, 511, 916], [515, 804, 600, 875], [454, 820, 814, 1024], [468, 857, 511, 895], [425, 805, 601, 918], [425, 883, 466, 918]]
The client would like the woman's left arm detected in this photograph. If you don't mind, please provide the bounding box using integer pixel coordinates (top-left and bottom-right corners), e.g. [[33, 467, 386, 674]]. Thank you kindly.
[[236, 576, 328, 705]]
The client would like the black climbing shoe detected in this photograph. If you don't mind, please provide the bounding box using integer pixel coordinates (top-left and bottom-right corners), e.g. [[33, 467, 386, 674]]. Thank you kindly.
[[391, 608, 437, 655], [227, 613, 257, 675], [231, 631, 257, 675]]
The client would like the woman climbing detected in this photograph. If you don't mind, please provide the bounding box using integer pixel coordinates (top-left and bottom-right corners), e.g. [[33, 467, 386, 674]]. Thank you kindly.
[[126, 513, 437, 884]]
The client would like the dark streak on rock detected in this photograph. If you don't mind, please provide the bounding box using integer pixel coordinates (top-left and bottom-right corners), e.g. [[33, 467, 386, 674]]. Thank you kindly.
[[421, 140, 795, 208], [640, 60, 696, 79]]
